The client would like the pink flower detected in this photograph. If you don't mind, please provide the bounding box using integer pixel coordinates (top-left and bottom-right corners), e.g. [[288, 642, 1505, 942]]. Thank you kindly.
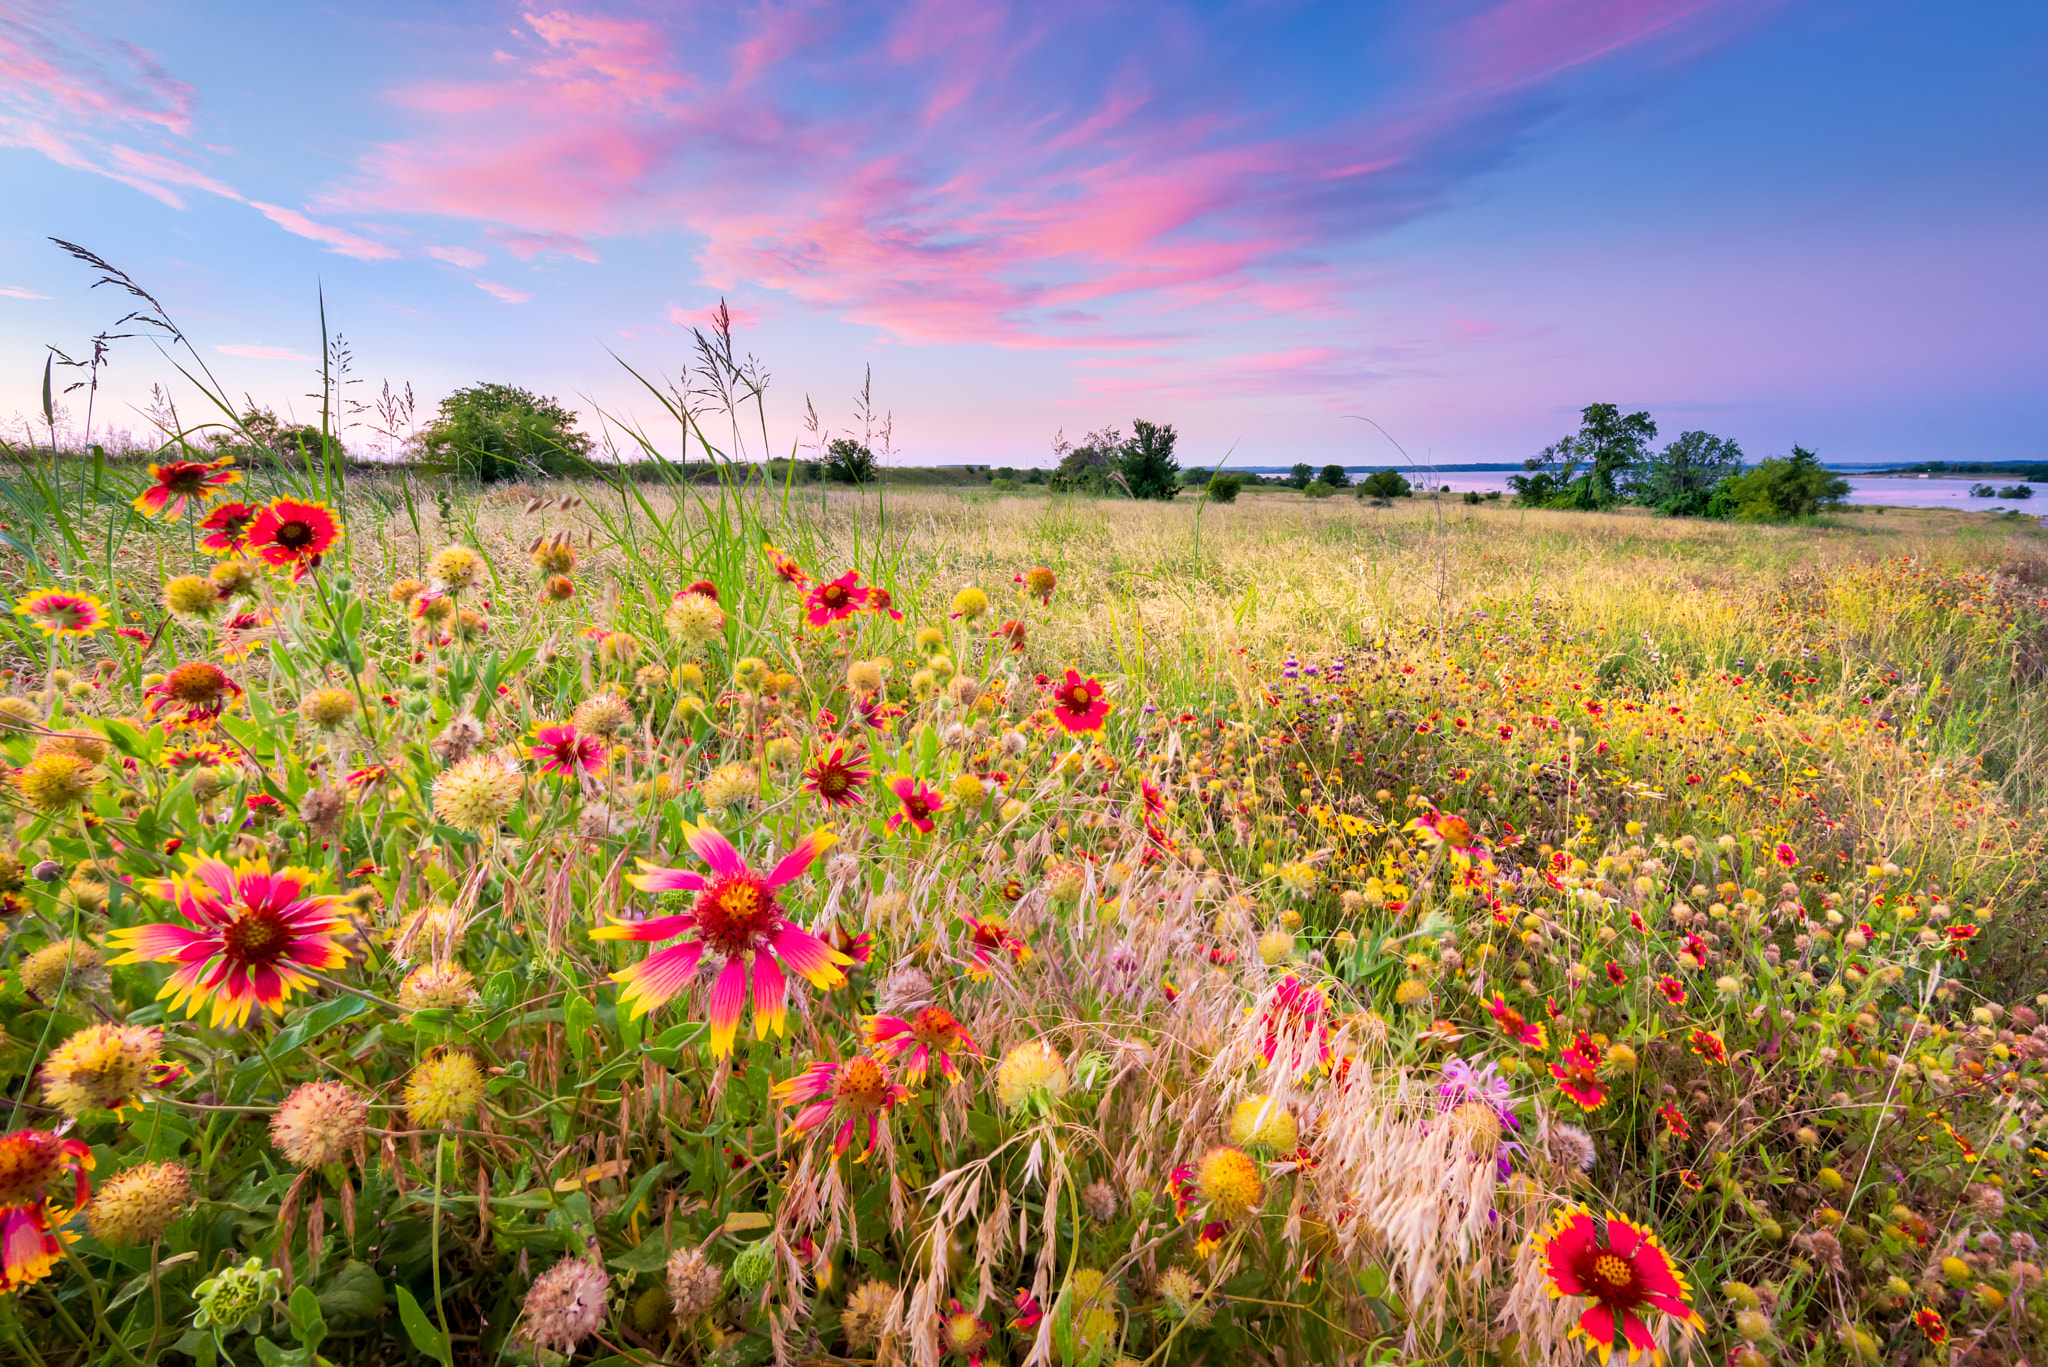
[[1048, 668, 1109, 733], [773, 1053, 909, 1159], [803, 570, 869, 627], [528, 724, 606, 777], [864, 1007, 979, 1083], [1773, 842, 1798, 869], [597, 822, 851, 1055], [886, 775, 946, 834], [1253, 975, 1333, 1072]]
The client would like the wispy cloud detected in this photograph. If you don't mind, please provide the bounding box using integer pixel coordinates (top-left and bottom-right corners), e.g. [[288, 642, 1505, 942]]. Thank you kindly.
[[0, 286, 52, 300], [473, 279, 533, 304], [249, 202, 403, 261], [216, 343, 312, 359]]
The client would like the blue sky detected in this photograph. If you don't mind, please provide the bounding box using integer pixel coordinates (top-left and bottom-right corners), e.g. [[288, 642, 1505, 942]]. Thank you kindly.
[[1, 0, 2042, 467]]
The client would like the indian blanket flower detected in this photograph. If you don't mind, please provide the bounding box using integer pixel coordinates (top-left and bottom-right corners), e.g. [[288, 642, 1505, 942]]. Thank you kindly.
[[13, 588, 104, 638], [40, 1022, 166, 1118], [886, 774, 946, 834], [1656, 975, 1687, 1007], [142, 661, 244, 730], [199, 500, 259, 554], [1253, 975, 1334, 1072], [1606, 962, 1628, 986], [0, 1128, 93, 1293], [773, 1053, 910, 1159], [803, 743, 871, 809], [1049, 668, 1110, 733], [1687, 1029, 1727, 1065], [865, 1006, 979, 1083], [1407, 810, 1487, 866], [939, 1299, 990, 1365], [992, 619, 1026, 652], [1193, 1146, 1264, 1221], [245, 497, 340, 575], [1945, 924, 1980, 959], [961, 912, 1030, 977], [529, 723, 607, 777], [1552, 1036, 1609, 1111], [601, 822, 851, 1054], [1772, 842, 1798, 869], [1539, 1205, 1702, 1364], [1914, 1307, 1947, 1345], [1016, 565, 1057, 603], [1656, 1104, 1690, 1140], [132, 455, 240, 519], [764, 541, 809, 587], [804, 570, 869, 626], [1487, 994, 1548, 1049], [107, 856, 350, 1028]]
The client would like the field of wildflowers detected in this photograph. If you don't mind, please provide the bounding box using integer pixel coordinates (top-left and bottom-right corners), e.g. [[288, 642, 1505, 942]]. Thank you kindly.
[[0, 446, 2044, 1367]]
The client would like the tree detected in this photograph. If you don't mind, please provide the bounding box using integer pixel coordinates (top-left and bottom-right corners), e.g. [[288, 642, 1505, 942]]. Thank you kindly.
[[1357, 469, 1412, 502], [1118, 419, 1180, 500], [1637, 430, 1744, 517], [415, 383, 593, 482], [1287, 462, 1315, 489], [1507, 403, 1657, 509], [1319, 463, 1351, 489], [1713, 446, 1848, 522], [1049, 424, 1121, 493], [825, 437, 877, 485]]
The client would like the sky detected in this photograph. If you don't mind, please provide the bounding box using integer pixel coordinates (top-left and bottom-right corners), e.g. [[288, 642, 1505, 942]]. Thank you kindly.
[[0, 0, 2043, 469]]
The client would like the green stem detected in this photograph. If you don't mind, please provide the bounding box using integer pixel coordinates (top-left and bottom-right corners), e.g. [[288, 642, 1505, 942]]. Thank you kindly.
[[60, 1241, 148, 1367], [431, 1134, 452, 1344]]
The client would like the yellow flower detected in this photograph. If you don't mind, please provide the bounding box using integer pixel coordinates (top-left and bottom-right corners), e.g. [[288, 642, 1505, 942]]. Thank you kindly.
[[994, 1040, 1069, 1112], [1227, 1097, 1296, 1151], [1194, 1146, 1263, 1220], [405, 1051, 485, 1130], [40, 1022, 164, 1117]]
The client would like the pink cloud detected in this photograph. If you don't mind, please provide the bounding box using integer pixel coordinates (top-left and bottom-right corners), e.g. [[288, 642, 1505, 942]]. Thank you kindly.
[[216, 344, 313, 360], [428, 244, 488, 268], [250, 202, 403, 261], [473, 279, 533, 304], [0, 286, 52, 300], [667, 301, 762, 330]]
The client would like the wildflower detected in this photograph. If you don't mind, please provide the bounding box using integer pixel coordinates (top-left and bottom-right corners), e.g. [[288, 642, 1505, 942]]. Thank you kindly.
[[1606, 961, 1627, 986], [763, 540, 809, 587], [1911, 1306, 1945, 1345], [1254, 975, 1334, 1071], [1655, 1104, 1689, 1139], [572, 692, 632, 737], [519, 1258, 609, 1355], [865, 1007, 978, 1082], [530, 723, 607, 778], [398, 963, 479, 1012], [271, 1080, 369, 1166], [939, 1300, 989, 1364], [530, 534, 576, 576], [803, 743, 871, 809], [1945, 923, 1980, 958], [1772, 843, 1798, 869], [108, 855, 351, 1028], [1258, 928, 1294, 964], [245, 498, 340, 574], [20, 940, 106, 999], [805, 570, 870, 626], [1049, 668, 1110, 733], [143, 661, 245, 730], [1552, 1040, 1608, 1111], [992, 619, 1026, 652], [667, 1248, 724, 1322], [1155, 1267, 1211, 1326], [12, 751, 103, 810], [426, 544, 483, 591], [865, 585, 905, 620], [1016, 566, 1056, 603], [961, 911, 1029, 976], [405, 1050, 485, 1129], [13, 588, 104, 638], [40, 1022, 165, 1117], [85, 1161, 189, 1246], [133, 455, 240, 519], [1011, 1288, 1043, 1331], [1194, 1146, 1263, 1221], [664, 591, 726, 646], [0, 1128, 93, 1291], [603, 822, 850, 1054], [298, 686, 357, 728], [886, 774, 946, 834], [994, 1039, 1069, 1112], [775, 1053, 911, 1159], [1045, 862, 1086, 902], [432, 753, 524, 833], [1228, 1096, 1297, 1151], [1408, 810, 1487, 865], [1687, 1028, 1727, 1065], [690, 765, 759, 815], [1487, 994, 1548, 1049], [199, 500, 259, 554], [1539, 1205, 1702, 1364], [950, 586, 989, 621], [163, 574, 221, 619], [1656, 975, 1686, 1007]]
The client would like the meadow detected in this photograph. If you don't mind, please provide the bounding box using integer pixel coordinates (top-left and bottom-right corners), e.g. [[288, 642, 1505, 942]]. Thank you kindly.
[[0, 451, 2044, 1367]]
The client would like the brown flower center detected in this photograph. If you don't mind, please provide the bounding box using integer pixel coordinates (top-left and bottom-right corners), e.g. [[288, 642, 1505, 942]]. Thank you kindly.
[[1591, 1252, 1636, 1295], [274, 520, 316, 550], [223, 910, 288, 964], [694, 876, 775, 955], [834, 1056, 887, 1107]]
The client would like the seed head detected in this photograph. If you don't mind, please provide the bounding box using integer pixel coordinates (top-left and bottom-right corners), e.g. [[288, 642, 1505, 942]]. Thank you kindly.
[[663, 593, 726, 646], [1081, 1179, 1119, 1223], [21, 939, 107, 1000], [842, 1278, 895, 1348], [994, 1039, 1069, 1112], [299, 785, 344, 836], [1228, 1097, 1297, 1152], [398, 964, 479, 1014], [271, 1080, 370, 1167], [700, 763, 757, 811], [1194, 1146, 1263, 1220], [209, 557, 260, 597], [41, 1022, 164, 1117], [13, 751, 103, 810], [573, 692, 632, 737], [87, 1162, 191, 1246], [666, 1248, 724, 1321], [518, 1258, 609, 1354], [299, 688, 358, 728], [432, 753, 523, 833], [427, 545, 484, 592], [405, 1051, 485, 1130], [163, 574, 220, 618]]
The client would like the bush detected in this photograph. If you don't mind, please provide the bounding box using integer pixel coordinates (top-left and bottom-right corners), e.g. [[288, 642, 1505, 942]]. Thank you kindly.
[[990, 478, 1018, 492], [415, 382, 593, 482], [826, 437, 878, 485], [1999, 484, 2034, 500], [1357, 468, 1412, 501], [1712, 445, 1849, 521], [1972, 483, 1998, 498], [1205, 473, 1242, 503], [1303, 481, 1335, 499], [1319, 463, 1351, 489], [1463, 490, 1482, 504], [1287, 462, 1315, 489], [1118, 419, 1181, 500]]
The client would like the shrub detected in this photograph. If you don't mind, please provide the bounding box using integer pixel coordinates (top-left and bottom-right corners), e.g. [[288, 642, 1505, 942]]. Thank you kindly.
[[1713, 445, 1849, 521], [1118, 419, 1181, 500], [1318, 463, 1351, 489], [415, 382, 593, 482], [1303, 481, 1335, 499], [1358, 468, 1412, 501], [1206, 473, 1242, 503], [826, 437, 878, 485], [1999, 484, 2034, 500]]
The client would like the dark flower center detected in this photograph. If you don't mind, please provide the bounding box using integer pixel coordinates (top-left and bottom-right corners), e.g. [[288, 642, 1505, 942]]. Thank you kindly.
[[1585, 1250, 1640, 1302], [695, 876, 775, 954], [902, 795, 931, 820], [223, 910, 288, 964], [275, 520, 316, 550], [834, 1056, 887, 1106], [816, 767, 852, 796]]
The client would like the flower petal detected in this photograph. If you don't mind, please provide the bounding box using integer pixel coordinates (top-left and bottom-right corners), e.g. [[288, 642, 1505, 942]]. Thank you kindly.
[[611, 941, 707, 1017], [704, 954, 749, 1056], [771, 923, 851, 988], [681, 821, 746, 880]]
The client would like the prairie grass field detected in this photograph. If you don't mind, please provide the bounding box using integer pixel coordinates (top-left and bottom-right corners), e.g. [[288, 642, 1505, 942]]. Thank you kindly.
[[1, 449, 2046, 1367]]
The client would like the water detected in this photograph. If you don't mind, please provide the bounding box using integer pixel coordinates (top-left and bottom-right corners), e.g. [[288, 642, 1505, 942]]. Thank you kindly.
[[1228, 467, 2042, 513]]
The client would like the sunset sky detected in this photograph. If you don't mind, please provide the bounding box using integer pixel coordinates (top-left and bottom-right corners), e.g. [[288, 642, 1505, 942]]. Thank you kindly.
[[1, 0, 2042, 468]]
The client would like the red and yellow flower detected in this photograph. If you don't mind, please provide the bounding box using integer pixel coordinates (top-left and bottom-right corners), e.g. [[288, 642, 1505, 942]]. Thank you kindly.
[[132, 455, 240, 520], [1914, 1307, 1946, 1345], [1552, 1036, 1608, 1111], [1049, 669, 1110, 734], [13, 589, 104, 638], [600, 822, 850, 1054], [803, 743, 871, 809], [773, 1053, 910, 1159], [0, 1128, 93, 1292], [1687, 1029, 1726, 1066], [865, 1007, 979, 1083], [528, 723, 606, 777], [245, 497, 340, 576], [803, 570, 869, 627], [763, 541, 809, 587], [199, 500, 259, 554], [1539, 1205, 1702, 1363], [886, 775, 946, 835], [961, 913, 1029, 978], [108, 856, 351, 1028], [142, 661, 244, 731], [1487, 994, 1548, 1049]]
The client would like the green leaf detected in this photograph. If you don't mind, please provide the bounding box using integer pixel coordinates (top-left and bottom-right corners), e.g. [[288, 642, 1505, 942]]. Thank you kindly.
[[607, 1233, 672, 1274], [316, 1261, 386, 1321], [287, 1285, 326, 1354], [394, 1285, 453, 1367]]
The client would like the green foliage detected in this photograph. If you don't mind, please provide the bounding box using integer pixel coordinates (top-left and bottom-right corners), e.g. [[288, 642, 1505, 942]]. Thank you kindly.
[[1318, 463, 1351, 489], [1117, 418, 1181, 500], [1509, 402, 1658, 509], [414, 382, 594, 483], [1206, 473, 1243, 503], [1049, 425, 1120, 493], [1303, 480, 1335, 499], [1639, 430, 1745, 517], [825, 437, 878, 485], [1357, 468, 1412, 501], [1287, 462, 1315, 490], [1714, 445, 1849, 521]]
